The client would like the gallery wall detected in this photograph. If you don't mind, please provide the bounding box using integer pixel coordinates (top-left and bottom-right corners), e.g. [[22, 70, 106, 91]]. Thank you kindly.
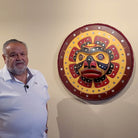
[[0, 0, 138, 138]]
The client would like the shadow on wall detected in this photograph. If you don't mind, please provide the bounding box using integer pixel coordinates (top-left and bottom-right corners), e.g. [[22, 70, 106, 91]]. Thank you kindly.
[[56, 98, 104, 138], [98, 101, 138, 138], [57, 98, 138, 138]]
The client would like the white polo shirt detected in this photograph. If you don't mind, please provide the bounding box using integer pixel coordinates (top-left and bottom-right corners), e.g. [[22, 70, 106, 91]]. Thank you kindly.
[[0, 66, 49, 138]]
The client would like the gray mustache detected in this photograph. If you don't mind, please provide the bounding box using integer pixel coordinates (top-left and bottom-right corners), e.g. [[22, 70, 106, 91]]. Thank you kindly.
[[15, 61, 25, 64]]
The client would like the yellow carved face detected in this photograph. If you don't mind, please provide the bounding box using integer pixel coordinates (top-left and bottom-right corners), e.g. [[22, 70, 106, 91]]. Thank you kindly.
[[76, 51, 110, 79], [75, 49, 110, 79]]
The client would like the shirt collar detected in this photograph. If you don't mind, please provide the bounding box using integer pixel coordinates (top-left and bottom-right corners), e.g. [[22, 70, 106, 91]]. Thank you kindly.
[[2, 65, 12, 81]]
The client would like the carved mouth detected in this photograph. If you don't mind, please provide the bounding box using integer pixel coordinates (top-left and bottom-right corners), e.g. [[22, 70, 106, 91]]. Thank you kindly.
[[81, 69, 102, 78]]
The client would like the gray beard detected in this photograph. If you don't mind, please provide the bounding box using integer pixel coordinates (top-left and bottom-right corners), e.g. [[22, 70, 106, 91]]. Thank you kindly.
[[8, 66, 27, 75]]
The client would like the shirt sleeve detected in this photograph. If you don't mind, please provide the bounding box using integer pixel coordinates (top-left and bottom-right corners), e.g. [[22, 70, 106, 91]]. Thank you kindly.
[[38, 71, 50, 102], [44, 84, 50, 102], [43, 132, 47, 138]]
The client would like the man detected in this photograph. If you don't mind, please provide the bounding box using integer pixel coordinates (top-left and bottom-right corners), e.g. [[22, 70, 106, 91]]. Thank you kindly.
[[0, 39, 49, 138]]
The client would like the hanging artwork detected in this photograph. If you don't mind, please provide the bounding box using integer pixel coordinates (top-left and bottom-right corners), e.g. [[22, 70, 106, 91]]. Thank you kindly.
[[58, 23, 134, 101]]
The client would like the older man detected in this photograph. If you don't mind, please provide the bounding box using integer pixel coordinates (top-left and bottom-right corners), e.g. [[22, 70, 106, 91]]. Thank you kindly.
[[0, 39, 49, 138]]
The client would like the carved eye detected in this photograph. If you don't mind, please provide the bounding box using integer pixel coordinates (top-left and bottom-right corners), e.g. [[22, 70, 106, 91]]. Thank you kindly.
[[79, 54, 83, 61], [97, 54, 104, 60]]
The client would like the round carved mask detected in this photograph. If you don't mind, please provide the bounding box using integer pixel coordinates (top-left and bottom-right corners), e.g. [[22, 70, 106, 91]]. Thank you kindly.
[[58, 23, 134, 101]]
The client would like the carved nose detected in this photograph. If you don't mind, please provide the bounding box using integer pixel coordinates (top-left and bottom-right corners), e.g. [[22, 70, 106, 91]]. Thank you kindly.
[[84, 61, 88, 68], [84, 56, 97, 68], [90, 61, 96, 68]]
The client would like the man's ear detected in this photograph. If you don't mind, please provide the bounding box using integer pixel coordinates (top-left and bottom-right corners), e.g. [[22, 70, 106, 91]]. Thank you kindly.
[[2, 54, 6, 63]]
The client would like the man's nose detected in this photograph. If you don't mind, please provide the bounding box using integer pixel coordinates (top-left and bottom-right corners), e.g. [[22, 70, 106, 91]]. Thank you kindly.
[[16, 54, 22, 60]]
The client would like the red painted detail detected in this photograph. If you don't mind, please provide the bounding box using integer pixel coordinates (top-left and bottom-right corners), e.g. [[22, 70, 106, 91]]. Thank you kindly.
[[69, 47, 79, 62], [94, 77, 109, 88], [84, 61, 88, 67], [78, 77, 92, 88], [108, 62, 120, 78], [94, 36, 109, 47], [90, 61, 96, 67], [81, 69, 102, 79], [78, 37, 92, 47], [107, 45, 119, 60], [69, 64, 79, 78]]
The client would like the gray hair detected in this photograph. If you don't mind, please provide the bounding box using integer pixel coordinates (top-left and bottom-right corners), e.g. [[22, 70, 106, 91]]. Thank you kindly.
[[3, 39, 27, 54]]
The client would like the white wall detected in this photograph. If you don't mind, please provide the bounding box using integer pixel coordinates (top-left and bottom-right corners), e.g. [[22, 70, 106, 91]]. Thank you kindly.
[[0, 0, 138, 138]]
